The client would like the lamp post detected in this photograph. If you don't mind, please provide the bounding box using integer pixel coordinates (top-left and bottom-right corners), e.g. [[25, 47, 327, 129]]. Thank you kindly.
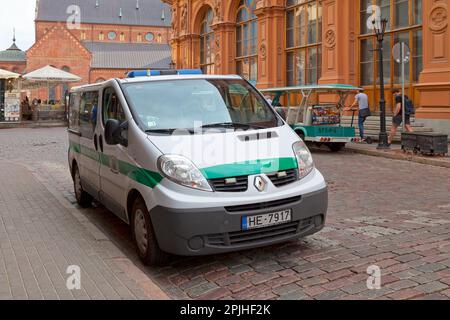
[[372, 18, 390, 149]]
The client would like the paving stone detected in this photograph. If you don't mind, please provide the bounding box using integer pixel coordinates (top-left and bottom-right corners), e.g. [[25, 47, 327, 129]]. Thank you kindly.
[[415, 281, 448, 294], [2, 128, 450, 301], [386, 280, 418, 290]]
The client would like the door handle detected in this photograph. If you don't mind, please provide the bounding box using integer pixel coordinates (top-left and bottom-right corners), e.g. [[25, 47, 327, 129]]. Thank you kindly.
[[99, 135, 104, 153], [94, 134, 98, 151]]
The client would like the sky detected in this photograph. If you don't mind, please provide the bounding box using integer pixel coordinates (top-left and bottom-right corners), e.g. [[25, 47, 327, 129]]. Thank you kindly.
[[0, 0, 36, 51]]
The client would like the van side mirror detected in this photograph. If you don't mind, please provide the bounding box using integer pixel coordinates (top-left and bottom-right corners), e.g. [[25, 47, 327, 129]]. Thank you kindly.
[[275, 107, 287, 121], [105, 119, 128, 146]]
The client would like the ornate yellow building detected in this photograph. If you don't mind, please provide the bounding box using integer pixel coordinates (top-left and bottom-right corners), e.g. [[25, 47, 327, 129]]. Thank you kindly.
[[165, 0, 450, 134]]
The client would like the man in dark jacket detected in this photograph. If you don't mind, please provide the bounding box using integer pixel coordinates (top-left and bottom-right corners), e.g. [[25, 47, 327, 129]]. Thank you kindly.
[[389, 89, 413, 145]]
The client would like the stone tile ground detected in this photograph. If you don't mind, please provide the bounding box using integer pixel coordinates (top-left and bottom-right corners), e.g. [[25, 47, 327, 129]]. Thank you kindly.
[[0, 128, 449, 300]]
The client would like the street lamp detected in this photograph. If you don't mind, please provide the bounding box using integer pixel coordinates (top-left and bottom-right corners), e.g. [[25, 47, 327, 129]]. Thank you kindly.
[[372, 18, 390, 149]]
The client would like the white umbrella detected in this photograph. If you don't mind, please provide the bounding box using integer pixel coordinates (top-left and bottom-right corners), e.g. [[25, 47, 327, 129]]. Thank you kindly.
[[0, 68, 20, 79], [22, 65, 81, 83]]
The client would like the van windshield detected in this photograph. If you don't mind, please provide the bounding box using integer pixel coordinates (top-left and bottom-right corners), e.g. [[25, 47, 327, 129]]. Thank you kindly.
[[122, 78, 281, 134]]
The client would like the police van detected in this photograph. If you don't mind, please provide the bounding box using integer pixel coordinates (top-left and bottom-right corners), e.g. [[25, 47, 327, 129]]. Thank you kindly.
[[68, 70, 328, 265]]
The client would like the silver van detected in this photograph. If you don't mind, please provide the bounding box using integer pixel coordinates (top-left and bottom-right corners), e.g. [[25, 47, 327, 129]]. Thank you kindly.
[[68, 70, 328, 265]]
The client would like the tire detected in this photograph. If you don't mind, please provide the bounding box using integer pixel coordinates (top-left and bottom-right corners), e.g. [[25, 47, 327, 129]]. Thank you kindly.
[[73, 164, 93, 208], [365, 137, 373, 145], [328, 143, 345, 153], [131, 197, 168, 266]]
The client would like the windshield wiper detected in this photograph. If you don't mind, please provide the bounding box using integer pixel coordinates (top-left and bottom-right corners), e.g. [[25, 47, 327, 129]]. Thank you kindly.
[[145, 128, 195, 135], [200, 122, 266, 130]]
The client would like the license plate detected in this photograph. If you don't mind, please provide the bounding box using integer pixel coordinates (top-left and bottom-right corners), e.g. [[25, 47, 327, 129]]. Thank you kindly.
[[242, 210, 292, 231]]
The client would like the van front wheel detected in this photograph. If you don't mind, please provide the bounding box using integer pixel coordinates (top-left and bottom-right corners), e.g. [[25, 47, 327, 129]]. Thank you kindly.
[[73, 164, 92, 208], [131, 197, 168, 266]]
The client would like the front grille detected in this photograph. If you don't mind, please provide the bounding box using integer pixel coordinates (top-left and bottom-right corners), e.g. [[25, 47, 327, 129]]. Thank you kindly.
[[209, 175, 248, 192], [206, 216, 315, 247], [267, 169, 298, 187], [225, 196, 302, 213]]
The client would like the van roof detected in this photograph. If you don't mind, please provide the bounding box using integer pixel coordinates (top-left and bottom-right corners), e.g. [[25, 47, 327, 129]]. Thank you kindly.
[[70, 74, 243, 92], [118, 74, 242, 84]]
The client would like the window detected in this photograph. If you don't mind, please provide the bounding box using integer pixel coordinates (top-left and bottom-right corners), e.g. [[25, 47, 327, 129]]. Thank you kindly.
[[95, 78, 106, 83], [137, 33, 142, 42], [145, 32, 154, 42], [102, 87, 126, 126], [236, 0, 258, 82], [286, 0, 322, 85], [108, 31, 117, 40], [120, 33, 125, 41], [200, 8, 215, 74], [99, 32, 104, 41], [61, 66, 70, 100], [122, 79, 279, 133], [79, 91, 99, 139], [359, 0, 423, 110], [81, 31, 86, 40], [69, 92, 81, 131]]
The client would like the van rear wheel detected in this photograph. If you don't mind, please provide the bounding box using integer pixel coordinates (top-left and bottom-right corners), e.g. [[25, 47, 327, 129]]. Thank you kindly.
[[131, 197, 168, 266], [73, 164, 92, 208]]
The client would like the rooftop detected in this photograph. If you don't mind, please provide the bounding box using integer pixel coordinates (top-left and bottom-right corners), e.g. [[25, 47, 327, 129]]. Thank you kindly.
[[0, 34, 26, 62], [36, 0, 171, 27], [83, 42, 172, 69]]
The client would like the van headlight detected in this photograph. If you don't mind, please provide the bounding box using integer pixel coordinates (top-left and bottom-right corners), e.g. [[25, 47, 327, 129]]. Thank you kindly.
[[293, 141, 314, 179], [158, 155, 212, 192]]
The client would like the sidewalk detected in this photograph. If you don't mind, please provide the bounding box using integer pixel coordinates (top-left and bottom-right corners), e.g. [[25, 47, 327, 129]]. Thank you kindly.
[[0, 160, 168, 300], [344, 143, 450, 169]]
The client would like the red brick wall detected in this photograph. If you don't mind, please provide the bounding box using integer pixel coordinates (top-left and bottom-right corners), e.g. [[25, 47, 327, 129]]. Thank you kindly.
[[36, 21, 171, 44], [0, 61, 27, 74], [90, 69, 131, 83], [27, 24, 91, 101]]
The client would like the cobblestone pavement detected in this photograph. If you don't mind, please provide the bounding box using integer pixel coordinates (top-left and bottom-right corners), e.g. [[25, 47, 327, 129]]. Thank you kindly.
[[0, 127, 449, 300]]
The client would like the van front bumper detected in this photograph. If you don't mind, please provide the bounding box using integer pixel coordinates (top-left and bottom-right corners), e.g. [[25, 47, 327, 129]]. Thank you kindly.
[[149, 187, 328, 256]]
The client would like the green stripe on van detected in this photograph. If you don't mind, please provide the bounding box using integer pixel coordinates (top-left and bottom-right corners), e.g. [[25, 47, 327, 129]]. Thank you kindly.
[[69, 141, 163, 189], [200, 158, 298, 180]]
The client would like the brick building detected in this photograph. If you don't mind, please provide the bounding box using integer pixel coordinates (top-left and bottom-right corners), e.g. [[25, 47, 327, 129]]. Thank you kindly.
[[166, 0, 450, 134], [25, 0, 173, 101]]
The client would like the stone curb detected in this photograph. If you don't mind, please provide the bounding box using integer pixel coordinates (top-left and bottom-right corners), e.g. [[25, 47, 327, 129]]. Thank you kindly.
[[343, 147, 450, 169]]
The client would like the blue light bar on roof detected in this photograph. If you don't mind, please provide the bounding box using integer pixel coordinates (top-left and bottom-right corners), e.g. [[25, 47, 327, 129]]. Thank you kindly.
[[126, 69, 203, 78]]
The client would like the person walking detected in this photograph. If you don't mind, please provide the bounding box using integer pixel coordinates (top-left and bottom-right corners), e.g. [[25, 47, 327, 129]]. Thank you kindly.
[[388, 89, 414, 145], [348, 89, 371, 141]]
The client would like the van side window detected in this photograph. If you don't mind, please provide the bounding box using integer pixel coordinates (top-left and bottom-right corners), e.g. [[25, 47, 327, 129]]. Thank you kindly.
[[103, 87, 126, 125], [68, 92, 81, 131], [79, 91, 99, 139]]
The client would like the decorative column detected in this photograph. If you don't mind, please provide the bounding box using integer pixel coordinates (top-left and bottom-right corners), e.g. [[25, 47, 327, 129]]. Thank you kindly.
[[211, 22, 235, 74], [416, 0, 450, 134], [254, 1, 285, 88], [319, 0, 356, 85]]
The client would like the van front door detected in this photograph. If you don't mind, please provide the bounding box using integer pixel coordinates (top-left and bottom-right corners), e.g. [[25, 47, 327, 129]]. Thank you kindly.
[[78, 91, 101, 197], [99, 87, 128, 222]]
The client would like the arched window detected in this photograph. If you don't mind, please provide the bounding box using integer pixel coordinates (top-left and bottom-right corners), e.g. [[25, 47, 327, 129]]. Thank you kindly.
[[359, 0, 423, 112], [286, 0, 322, 86], [200, 8, 215, 74], [236, 0, 258, 82], [99, 32, 104, 41], [95, 78, 106, 83], [61, 66, 70, 100]]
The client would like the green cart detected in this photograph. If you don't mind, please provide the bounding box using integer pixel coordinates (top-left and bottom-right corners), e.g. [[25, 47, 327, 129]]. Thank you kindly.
[[260, 84, 362, 152]]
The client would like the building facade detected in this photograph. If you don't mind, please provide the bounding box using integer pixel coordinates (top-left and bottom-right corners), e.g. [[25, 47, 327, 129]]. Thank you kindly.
[[166, 0, 450, 133], [16, 0, 173, 102]]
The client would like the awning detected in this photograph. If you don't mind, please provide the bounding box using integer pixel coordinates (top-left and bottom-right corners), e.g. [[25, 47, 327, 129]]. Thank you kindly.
[[0, 68, 20, 79], [22, 65, 81, 83]]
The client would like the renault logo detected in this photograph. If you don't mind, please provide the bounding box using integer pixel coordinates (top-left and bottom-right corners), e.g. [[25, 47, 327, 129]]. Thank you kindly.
[[254, 176, 267, 192]]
